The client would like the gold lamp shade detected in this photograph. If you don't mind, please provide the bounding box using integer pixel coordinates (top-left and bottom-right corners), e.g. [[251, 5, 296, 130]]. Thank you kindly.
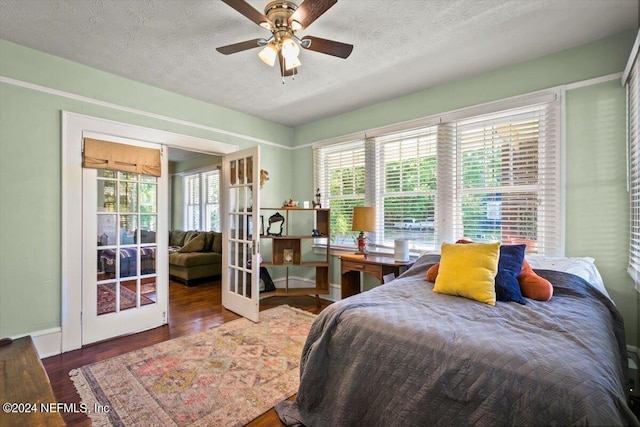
[[352, 207, 375, 255], [352, 207, 376, 232]]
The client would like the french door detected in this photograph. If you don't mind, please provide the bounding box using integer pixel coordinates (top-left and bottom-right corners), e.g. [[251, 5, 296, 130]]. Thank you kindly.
[[221, 146, 260, 322], [81, 143, 168, 344]]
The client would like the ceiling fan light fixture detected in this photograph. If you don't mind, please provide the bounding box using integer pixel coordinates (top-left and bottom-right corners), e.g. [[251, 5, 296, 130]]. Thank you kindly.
[[217, 0, 353, 79], [258, 42, 278, 66], [280, 37, 300, 61], [285, 55, 301, 71]]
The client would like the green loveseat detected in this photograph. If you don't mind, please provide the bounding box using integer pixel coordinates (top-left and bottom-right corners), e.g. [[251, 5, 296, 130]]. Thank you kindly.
[[168, 230, 222, 285]]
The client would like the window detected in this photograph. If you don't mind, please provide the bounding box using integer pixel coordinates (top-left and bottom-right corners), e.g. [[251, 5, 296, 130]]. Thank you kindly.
[[184, 169, 220, 231], [378, 128, 438, 248], [454, 104, 560, 254], [314, 92, 561, 255], [625, 34, 639, 290], [314, 140, 366, 246], [185, 174, 200, 230]]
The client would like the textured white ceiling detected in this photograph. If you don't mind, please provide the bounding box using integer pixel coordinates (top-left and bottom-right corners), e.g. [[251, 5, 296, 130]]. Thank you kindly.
[[0, 0, 637, 127]]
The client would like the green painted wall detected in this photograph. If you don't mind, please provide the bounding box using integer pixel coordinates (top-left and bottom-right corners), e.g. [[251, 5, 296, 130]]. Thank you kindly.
[[565, 80, 637, 346], [290, 30, 638, 346], [171, 174, 185, 231], [0, 40, 293, 339]]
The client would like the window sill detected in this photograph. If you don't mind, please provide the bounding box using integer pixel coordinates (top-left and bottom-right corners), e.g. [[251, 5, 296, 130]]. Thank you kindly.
[[313, 244, 424, 261]]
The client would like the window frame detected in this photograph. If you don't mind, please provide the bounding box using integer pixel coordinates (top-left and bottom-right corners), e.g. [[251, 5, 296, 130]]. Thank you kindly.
[[314, 90, 562, 256], [623, 31, 640, 291], [183, 168, 220, 232]]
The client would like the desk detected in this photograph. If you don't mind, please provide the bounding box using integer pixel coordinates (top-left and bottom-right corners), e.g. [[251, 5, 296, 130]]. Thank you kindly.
[[340, 254, 413, 299]]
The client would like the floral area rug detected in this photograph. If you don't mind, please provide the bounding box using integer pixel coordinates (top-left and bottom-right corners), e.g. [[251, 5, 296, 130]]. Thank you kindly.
[[70, 305, 316, 426]]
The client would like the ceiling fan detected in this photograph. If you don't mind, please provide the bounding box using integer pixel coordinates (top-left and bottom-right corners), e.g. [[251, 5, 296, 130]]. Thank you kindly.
[[216, 0, 353, 78]]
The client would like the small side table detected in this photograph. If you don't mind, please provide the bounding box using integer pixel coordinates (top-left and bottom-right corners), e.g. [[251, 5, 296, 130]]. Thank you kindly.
[[340, 254, 413, 299]]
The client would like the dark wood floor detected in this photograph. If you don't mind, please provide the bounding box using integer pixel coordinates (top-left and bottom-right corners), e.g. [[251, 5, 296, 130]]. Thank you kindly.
[[42, 279, 332, 426]]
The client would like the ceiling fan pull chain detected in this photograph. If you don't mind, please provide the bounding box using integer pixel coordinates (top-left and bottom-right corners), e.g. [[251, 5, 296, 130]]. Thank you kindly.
[[281, 59, 286, 84]]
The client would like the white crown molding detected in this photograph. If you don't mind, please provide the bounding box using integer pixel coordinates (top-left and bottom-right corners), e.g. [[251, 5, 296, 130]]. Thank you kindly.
[[306, 72, 623, 149], [622, 29, 640, 85], [564, 72, 623, 90], [0, 75, 292, 150]]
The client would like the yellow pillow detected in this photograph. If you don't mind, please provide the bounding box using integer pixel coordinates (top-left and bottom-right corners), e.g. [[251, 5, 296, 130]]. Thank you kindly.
[[433, 242, 501, 306]]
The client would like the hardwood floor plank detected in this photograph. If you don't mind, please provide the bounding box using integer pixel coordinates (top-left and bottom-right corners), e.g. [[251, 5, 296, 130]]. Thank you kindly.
[[42, 279, 331, 426]]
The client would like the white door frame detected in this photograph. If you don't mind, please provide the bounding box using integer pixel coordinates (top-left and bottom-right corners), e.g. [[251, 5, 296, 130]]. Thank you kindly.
[[62, 112, 236, 352]]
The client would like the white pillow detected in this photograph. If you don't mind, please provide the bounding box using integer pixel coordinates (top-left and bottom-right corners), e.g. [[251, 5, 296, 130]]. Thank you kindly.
[[525, 255, 611, 300]]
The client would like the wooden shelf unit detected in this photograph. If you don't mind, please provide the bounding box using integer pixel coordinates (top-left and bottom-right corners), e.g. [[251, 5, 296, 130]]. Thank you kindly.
[[260, 208, 330, 297]]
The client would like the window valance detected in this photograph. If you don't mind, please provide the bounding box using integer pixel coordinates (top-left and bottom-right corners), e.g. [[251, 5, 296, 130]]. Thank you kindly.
[[83, 138, 161, 177]]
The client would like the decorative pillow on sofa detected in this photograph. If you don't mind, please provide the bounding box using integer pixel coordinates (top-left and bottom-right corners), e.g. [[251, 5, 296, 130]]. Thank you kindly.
[[433, 242, 500, 306], [202, 232, 215, 252], [212, 232, 223, 254], [184, 230, 200, 244], [518, 259, 553, 301], [495, 244, 526, 305], [169, 230, 188, 247], [178, 232, 206, 253]]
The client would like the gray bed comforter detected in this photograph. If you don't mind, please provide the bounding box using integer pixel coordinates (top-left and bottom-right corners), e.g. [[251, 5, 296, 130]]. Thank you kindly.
[[276, 254, 639, 426]]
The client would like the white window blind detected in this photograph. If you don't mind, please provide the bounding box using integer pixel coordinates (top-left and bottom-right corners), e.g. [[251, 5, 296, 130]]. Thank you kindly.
[[184, 169, 220, 231], [314, 91, 561, 255], [377, 127, 438, 249], [454, 103, 561, 254], [204, 170, 220, 232], [314, 140, 366, 246], [185, 174, 201, 230], [626, 44, 639, 289]]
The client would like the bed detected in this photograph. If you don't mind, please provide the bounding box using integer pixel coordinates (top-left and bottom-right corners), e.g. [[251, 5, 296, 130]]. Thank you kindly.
[[276, 253, 639, 426]]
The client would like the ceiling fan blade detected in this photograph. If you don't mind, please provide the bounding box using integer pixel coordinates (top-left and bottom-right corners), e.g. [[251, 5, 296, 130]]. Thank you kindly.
[[221, 0, 271, 27], [216, 38, 262, 55], [278, 52, 298, 77], [289, 0, 337, 30], [301, 36, 353, 59]]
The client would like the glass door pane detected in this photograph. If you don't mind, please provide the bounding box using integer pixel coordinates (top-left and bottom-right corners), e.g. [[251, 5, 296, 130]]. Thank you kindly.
[[96, 170, 158, 316]]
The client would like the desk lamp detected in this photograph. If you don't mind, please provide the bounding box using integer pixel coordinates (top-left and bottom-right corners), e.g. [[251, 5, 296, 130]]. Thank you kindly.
[[352, 207, 376, 255]]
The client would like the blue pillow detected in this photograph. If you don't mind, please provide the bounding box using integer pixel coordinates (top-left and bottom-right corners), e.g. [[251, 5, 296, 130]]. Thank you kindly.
[[495, 244, 527, 304]]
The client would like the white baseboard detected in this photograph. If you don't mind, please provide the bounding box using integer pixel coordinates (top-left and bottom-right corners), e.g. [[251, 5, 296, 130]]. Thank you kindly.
[[9, 328, 62, 359]]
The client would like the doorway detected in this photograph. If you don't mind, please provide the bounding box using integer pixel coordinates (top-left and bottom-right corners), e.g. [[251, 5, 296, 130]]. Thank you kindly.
[[62, 112, 236, 352]]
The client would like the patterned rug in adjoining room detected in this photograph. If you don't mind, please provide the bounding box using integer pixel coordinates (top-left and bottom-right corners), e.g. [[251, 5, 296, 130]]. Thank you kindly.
[[70, 305, 316, 426], [97, 283, 155, 315]]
